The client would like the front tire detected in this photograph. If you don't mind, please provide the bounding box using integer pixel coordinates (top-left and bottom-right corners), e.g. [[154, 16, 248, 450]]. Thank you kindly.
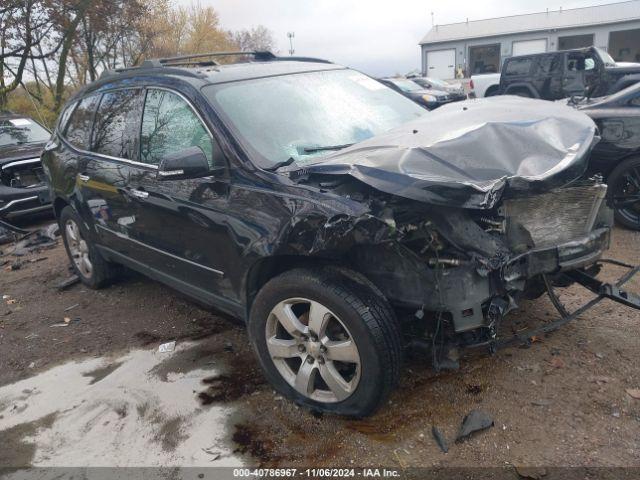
[[59, 206, 120, 288], [608, 157, 640, 230], [249, 267, 401, 417]]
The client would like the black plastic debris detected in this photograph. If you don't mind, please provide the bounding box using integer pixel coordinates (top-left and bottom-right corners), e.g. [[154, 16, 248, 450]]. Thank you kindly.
[[431, 426, 449, 453], [0, 225, 14, 245], [456, 409, 494, 443], [57, 275, 80, 291], [2, 222, 59, 256]]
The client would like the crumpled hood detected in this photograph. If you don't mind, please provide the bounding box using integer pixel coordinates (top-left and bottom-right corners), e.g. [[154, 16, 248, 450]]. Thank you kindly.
[[295, 96, 598, 209]]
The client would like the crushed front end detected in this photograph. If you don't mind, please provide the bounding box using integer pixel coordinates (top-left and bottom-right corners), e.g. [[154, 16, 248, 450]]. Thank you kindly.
[[289, 96, 639, 358], [0, 156, 51, 219], [347, 178, 614, 348]]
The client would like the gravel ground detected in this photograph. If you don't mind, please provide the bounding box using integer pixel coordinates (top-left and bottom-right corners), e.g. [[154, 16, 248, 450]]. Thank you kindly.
[[0, 217, 639, 473]]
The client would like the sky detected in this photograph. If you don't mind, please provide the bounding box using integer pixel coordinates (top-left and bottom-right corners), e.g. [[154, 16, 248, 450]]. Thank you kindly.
[[184, 0, 618, 76]]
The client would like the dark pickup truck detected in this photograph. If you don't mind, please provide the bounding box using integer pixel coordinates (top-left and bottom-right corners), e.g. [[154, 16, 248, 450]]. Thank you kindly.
[[496, 47, 640, 100]]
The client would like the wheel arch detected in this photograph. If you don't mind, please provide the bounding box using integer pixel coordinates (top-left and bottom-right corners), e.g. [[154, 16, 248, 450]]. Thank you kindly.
[[485, 85, 501, 97], [53, 196, 70, 220], [244, 255, 336, 319], [504, 83, 539, 98]]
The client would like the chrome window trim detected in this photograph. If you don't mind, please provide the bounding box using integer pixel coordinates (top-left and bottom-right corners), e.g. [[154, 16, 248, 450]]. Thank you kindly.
[[1, 158, 41, 170], [96, 223, 224, 277], [58, 85, 216, 171], [0, 196, 39, 212], [58, 135, 159, 170]]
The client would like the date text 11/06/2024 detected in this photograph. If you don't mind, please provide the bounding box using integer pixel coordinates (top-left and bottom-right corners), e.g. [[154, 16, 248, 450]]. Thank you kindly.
[[232, 468, 401, 478]]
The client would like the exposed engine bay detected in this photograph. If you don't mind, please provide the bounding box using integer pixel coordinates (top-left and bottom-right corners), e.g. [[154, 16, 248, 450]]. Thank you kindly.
[[1, 159, 46, 189]]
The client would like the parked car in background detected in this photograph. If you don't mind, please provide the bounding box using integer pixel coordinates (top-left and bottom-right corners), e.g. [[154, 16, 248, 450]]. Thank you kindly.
[[0, 112, 52, 220], [408, 76, 466, 101], [377, 77, 455, 109], [570, 82, 640, 230], [472, 47, 640, 100], [503, 47, 640, 99], [43, 52, 620, 417], [469, 73, 501, 98]]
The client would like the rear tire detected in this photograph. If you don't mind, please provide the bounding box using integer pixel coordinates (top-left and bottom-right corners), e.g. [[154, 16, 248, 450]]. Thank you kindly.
[[510, 89, 533, 98], [607, 157, 640, 230], [248, 267, 401, 417], [59, 206, 120, 288], [484, 86, 500, 97]]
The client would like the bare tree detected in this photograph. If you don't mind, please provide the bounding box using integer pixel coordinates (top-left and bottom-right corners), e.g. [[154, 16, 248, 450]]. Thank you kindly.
[[0, 0, 59, 108], [231, 26, 276, 53]]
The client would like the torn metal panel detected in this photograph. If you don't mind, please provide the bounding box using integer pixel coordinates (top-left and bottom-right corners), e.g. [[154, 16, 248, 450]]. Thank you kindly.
[[290, 96, 598, 209]]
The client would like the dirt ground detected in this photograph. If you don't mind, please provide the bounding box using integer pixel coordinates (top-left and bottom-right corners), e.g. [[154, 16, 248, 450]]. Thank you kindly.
[[0, 216, 639, 473]]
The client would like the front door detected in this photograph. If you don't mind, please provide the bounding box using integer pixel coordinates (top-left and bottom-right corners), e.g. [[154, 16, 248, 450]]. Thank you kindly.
[[563, 51, 600, 97], [125, 88, 237, 306]]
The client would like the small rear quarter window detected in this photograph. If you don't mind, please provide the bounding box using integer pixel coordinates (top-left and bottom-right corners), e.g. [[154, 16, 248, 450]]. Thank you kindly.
[[505, 58, 532, 76]]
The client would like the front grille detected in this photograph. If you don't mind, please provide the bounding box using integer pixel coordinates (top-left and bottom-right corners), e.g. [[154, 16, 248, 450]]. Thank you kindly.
[[502, 184, 607, 248]]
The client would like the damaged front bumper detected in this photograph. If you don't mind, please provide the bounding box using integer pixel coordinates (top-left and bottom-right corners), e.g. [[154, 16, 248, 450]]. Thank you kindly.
[[503, 227, 610, 284], [0, 184, 51, 218], [449, 227, 611, 332]]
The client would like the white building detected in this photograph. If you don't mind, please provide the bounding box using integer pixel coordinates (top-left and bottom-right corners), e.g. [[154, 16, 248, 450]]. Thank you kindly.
[[419, 0, 640, 79]]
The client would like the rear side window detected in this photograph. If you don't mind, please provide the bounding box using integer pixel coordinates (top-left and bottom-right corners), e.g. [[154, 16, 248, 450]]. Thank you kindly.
[[505, 58, 532, 76], [64, 95, 99, 149], [92, 88, 144, 160], [140, 89, 215, 167]]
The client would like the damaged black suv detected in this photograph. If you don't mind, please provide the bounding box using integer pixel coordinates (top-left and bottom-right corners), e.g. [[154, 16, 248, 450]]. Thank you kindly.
[[1, 112, 52, 219], [42, 52, 620, 417]]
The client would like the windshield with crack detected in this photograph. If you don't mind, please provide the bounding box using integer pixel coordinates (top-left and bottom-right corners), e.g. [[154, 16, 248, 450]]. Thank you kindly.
[[203, 69, 427, 169]]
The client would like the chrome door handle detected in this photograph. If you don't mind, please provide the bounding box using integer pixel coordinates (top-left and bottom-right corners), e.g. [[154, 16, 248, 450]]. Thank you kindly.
[[129, 188, 149, 199], [78, 174, 90, 182]]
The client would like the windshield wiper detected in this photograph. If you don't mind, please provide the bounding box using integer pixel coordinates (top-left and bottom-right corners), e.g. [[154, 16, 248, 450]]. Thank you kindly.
[[303, 143, 354, 153], [265, 157, 296, 172]]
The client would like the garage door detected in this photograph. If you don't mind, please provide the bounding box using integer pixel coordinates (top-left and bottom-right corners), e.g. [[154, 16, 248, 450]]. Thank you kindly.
[[426, 49, 455, 79], [512, 39, 547, 57]]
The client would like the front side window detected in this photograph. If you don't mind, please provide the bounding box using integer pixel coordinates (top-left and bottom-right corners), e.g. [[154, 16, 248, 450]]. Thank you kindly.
[[203, 69, 426, 169], [0, 117, 50, 147], [64, 95, 99, 149], [140, 89, 214, 166], [92, 89, 144, 160]]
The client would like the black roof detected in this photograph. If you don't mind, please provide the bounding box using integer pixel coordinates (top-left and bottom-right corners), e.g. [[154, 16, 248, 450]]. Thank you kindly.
[[69, 51, 346, 100], [98, 51, 343, 84]]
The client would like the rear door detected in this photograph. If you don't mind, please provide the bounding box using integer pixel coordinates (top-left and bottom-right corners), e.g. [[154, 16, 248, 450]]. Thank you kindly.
[[82, 88, 145, 254], [124, 87, 236, 304], [533, 54, 564, 99]]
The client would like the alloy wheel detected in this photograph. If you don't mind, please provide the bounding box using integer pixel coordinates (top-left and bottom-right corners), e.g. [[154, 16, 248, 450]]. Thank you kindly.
[[265, 297, 361, 403], [65, 219, 93, 278]]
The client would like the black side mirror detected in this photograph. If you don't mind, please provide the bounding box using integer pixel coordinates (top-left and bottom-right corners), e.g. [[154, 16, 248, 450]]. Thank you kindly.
[[157, 146, 211, 181]]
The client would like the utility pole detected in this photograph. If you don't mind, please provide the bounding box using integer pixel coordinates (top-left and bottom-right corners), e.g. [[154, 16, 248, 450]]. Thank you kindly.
[[287, 32, 295, 56]]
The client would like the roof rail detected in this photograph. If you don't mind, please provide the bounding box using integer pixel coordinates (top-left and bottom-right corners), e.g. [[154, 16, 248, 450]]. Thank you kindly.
[[271, 56, 333, 64], [141, 51, 278, 68], [99, 51, 333, 79]]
